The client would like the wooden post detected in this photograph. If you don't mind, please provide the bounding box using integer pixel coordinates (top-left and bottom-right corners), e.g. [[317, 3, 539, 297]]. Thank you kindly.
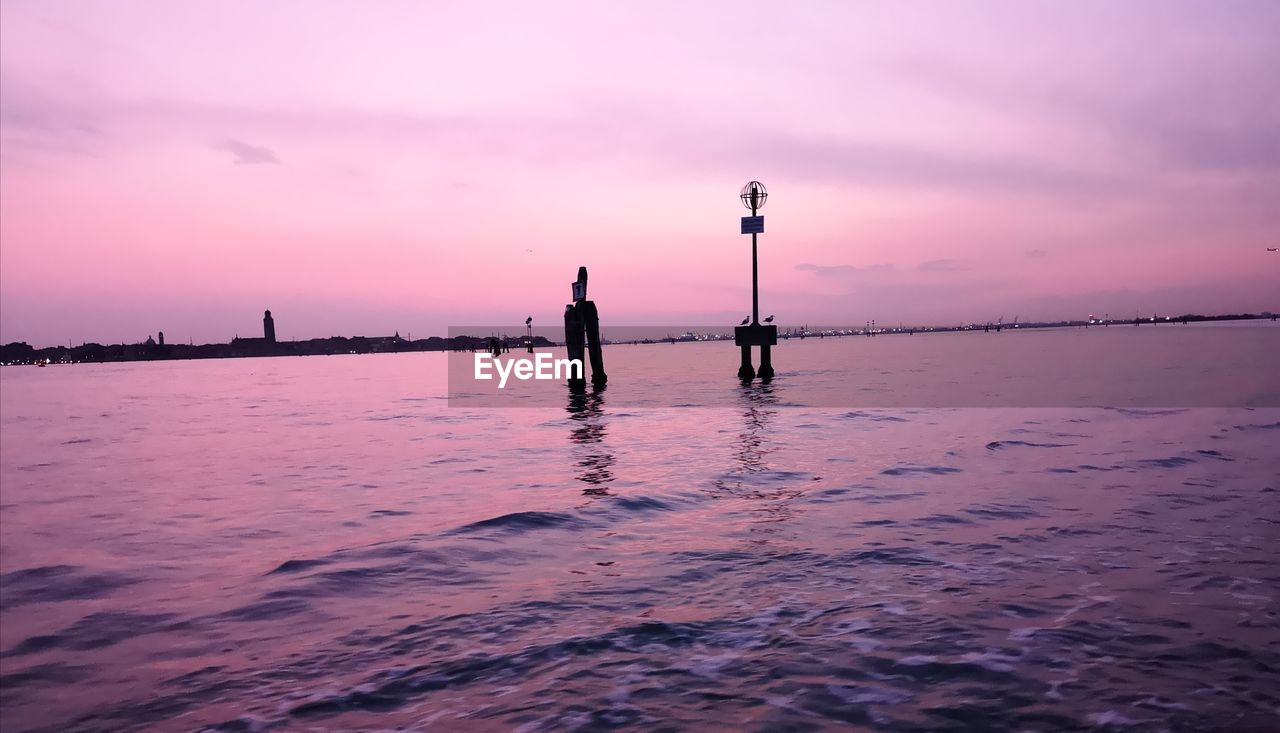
[[738, 345, 755, 381], [564, 305, 586, 389], [758, 344, 773, 380], [581, 300, 607, 387], [565, 267, 604, 389]]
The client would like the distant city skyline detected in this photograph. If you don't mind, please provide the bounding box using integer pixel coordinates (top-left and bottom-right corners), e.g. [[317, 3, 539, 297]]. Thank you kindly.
[[2, 1, 1278, 346]]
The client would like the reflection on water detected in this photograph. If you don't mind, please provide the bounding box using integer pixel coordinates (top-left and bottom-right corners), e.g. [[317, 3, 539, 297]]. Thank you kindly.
[[696, 383, 805, 542], [567, 386, 613, 495], [735, 382, 777, 474]]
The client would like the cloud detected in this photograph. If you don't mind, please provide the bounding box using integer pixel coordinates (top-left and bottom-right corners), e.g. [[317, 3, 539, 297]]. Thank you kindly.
[[0, 66, 1124, 198], [1025, 248, 1049, 258], [215, 138, 279, 165], [795, 263, 893, 277], [882, 50, 1280, 176], [712, 127, 1122, 198], [0, 71, 105, 157], [917, 258, 965, 272]]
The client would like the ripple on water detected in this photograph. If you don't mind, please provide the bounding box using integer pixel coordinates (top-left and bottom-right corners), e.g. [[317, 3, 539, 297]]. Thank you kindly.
[[1194, 449, 1234, 461], [964, 504, 1043, 520], [267, 559, 332, 575], [839, 547, 942, 566], [608, 495, 676, 512], [0, 565, 141, 607], [849, 490, 928, 504], [915, 513, 974, 526], [1139, 456, 1197, 468], [1231, 420, 1280, 431], [985, 440, 1077, 450], [0, 662, 93, 692], [214, 598, 313, 623], [880, 465, 961, 476], [6, 611, 185, 656], [836, 411, 909, 423], [262, 545, 500, 600]]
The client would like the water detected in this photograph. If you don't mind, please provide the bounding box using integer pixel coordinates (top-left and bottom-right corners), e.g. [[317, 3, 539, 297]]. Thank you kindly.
[[2, 328, 1278, 732], [448, 323, 1280, 408]]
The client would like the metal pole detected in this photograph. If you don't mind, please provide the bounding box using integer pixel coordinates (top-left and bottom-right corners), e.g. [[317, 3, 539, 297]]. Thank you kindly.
[[751, 203, 759, 325]]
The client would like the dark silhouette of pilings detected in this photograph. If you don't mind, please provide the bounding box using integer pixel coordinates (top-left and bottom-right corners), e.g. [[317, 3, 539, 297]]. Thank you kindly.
[[582, 300, 606, 385], [564, 266, 606, 390], [736, 325, 776, 381], [564, 306, 585, 387], [738, 344, 754, 381]]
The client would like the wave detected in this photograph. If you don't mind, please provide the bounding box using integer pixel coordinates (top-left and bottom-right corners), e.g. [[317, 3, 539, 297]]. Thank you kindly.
[[445, 511, 586, 535], [0, 565, 140, 608]]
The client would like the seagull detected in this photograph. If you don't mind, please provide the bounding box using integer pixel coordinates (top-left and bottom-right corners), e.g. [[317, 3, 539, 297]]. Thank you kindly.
[[739, 317, 750, 326], [1268, 247, 1278, 252], [763, 315, 775, 323]]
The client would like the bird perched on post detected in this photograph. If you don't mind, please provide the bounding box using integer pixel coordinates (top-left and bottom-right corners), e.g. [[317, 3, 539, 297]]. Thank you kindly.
[[739, 317, 750, 326], [764, 315, 775, 323]]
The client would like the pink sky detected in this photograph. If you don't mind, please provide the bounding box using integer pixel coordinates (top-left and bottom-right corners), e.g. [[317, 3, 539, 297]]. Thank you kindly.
[[2, 1, 1277, 346]]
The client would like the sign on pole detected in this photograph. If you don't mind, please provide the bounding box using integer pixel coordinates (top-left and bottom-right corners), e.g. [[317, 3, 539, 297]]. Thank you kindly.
[[741, 215, 764, 234]]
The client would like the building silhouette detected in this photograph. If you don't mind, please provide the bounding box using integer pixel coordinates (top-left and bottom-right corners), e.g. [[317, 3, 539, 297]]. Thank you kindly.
[[230, 309, 279, 355], [158, 331, 165, 346]]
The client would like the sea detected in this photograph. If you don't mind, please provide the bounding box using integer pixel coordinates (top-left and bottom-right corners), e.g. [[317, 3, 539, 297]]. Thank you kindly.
[[1, 324, 1278, 732]]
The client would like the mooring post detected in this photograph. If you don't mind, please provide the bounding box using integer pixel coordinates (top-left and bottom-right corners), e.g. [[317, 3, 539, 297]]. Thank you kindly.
[[565, 266, 604, 389], [758, 343, 773, 380], [564, 305, 586, 389], [738, 345, 755, 381], [581, 300, 607, 387]]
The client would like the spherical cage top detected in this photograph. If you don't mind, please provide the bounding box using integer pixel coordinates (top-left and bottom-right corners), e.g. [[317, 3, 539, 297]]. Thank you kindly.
[[740, 180, 768, 210]]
